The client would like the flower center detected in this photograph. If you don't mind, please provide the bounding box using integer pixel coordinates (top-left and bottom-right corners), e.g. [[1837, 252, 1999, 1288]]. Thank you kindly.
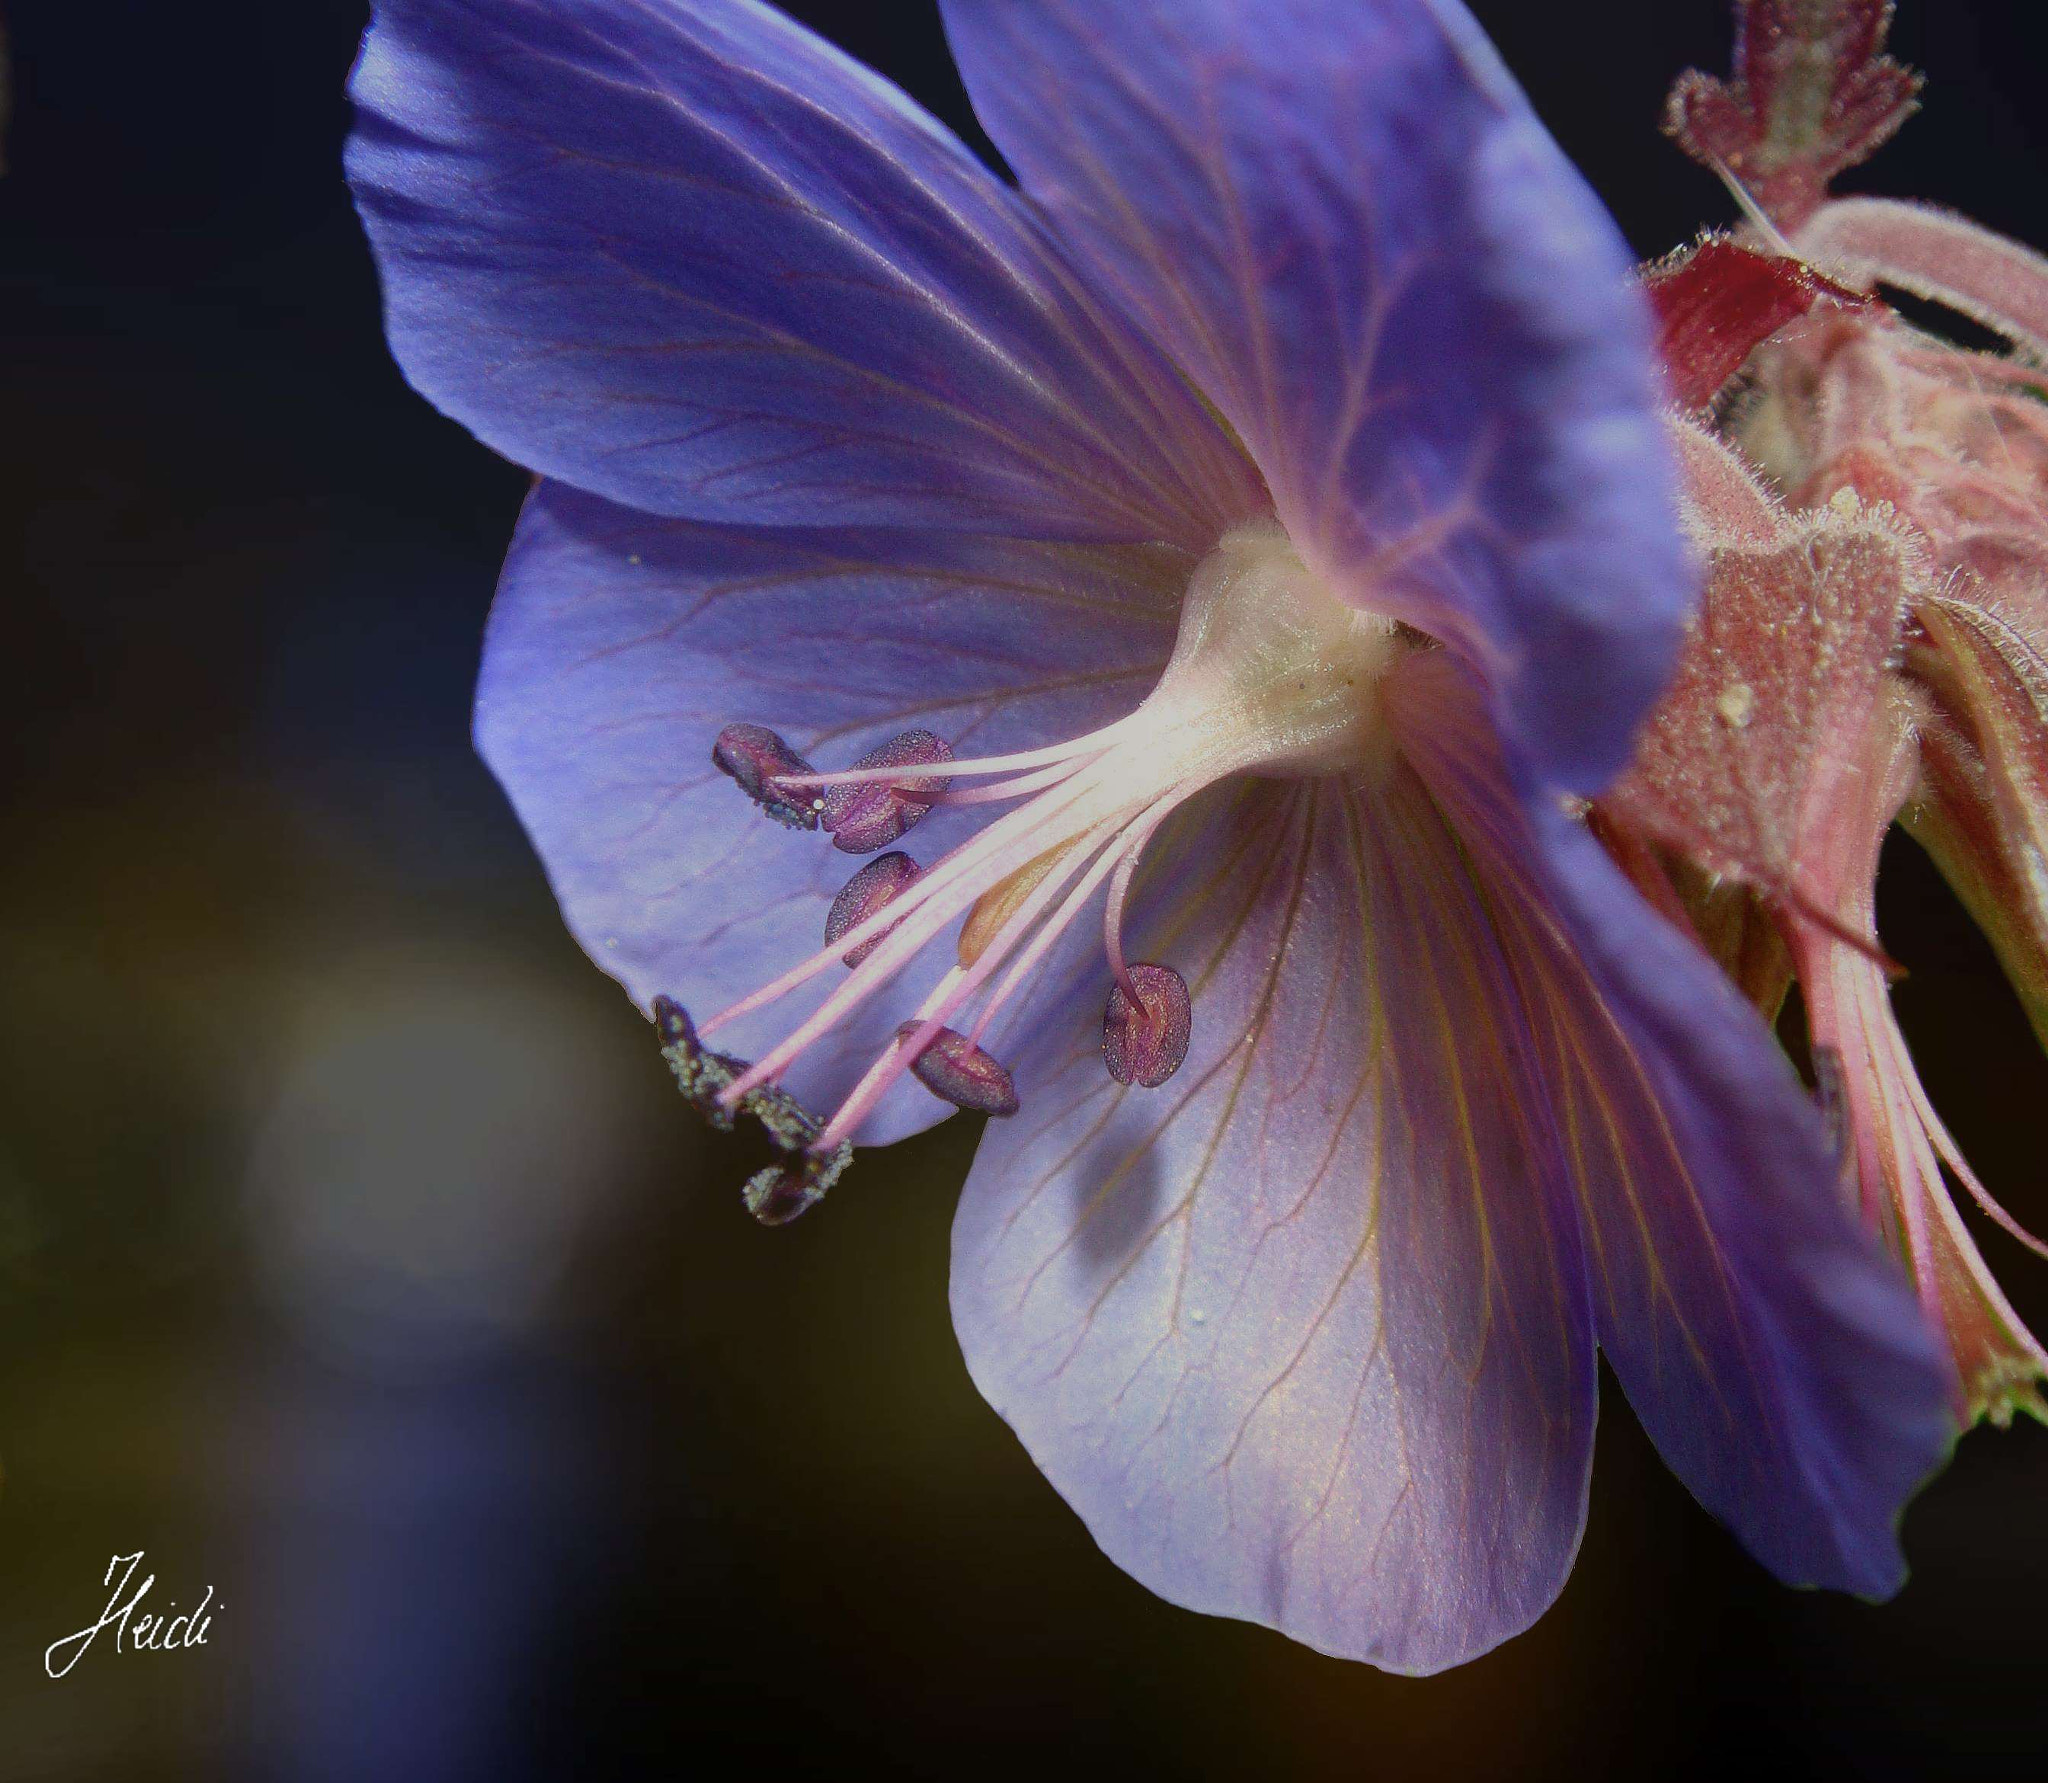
[[674, 521, 1408, 1221], [1139, 521, 1405, 782]]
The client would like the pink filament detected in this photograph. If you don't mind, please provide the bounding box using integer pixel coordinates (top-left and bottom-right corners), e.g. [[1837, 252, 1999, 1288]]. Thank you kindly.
[[812, 819, 1124, 1149], [703, 706, 1218, 1152], [713, 783, 1104, 1105], [1103, 783, 1206, 1003], [776, 718, 1143, 789], [817, 782, 1207, 1146], [928, 757, 1095, 807], [964, 821, 1146, 1052], [701, 756, 1112, 1044]]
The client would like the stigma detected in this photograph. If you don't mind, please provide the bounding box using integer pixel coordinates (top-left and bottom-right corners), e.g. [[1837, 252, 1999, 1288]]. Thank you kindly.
[[682, 521, 1409, 1221]]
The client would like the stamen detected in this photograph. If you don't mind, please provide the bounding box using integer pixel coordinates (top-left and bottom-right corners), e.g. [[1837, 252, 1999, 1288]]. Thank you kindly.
[[704, 759, 1114, 1058], [1811, 1042, 1853, 1171], [825, 852, 923, 967], [673, 521, 1411, 1207], [743, 1143, 854, 1226], [653, 995, 847, 1225], [809, 819, 1123, 1149], [1897, 1004, 2048, 1259], [654, 995, 748, 1130], [896, 1023, 1019, 1116], [1103, 785, 1205, 1002], [712, 723, 821, 830], [778, 720, 1142, 789], [929, 757, 1095, 807], [821, 729, 954, 854], [959, 840, 1081, 966], [963, 819, 1156, 1053], [1102, 964, 1193, 1088]]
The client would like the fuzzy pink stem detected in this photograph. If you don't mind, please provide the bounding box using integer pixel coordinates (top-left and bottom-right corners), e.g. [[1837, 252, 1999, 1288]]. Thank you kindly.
[[1797, 198, 2048, 360], [1848, 963, 1944, 1328], [1900, 1038, 2048, 1260]]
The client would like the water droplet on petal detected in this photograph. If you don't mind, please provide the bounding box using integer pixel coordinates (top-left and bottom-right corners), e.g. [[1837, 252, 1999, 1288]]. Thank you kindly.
[[897, 1022, 1019, 1116], [1103, 964, 1192, 1088], [824, 852, 923, 966], [823, 730, 954, 854], [713, 723, 820, 829]]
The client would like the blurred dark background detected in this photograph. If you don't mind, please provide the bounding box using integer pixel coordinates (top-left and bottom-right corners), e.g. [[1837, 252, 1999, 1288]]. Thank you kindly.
[[2, 1, 2045, 1777]]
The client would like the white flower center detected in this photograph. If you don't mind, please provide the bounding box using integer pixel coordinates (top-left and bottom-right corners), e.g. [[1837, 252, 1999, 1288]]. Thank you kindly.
[[689, 519, 1414, 1214], [1130, 519, 1407, 785]]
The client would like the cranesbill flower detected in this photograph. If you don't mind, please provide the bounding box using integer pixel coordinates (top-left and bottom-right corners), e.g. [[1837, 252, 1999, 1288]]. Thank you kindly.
[[1625, 0, 2048, 1427], [348, 0, 1950, 1669]]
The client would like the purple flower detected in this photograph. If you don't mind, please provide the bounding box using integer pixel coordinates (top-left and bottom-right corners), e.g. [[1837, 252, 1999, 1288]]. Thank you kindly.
[[348, 0, 1951, 1669]]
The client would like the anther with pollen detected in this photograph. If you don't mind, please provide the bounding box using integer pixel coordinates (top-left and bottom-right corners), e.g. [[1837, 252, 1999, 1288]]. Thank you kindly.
[[897, 1023, 1020, 1117], [825, 851, 923, 966], [819, 729, 954, 853], [741, 1148, 854, 1227], [653, 995, 851, 1225], [1103, 964, 1192, 1088], [679, 526, 1423, 1213], [712, 723, 821, 830]]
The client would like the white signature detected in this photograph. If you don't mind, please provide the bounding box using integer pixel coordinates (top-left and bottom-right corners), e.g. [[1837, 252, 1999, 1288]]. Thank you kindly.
[[44, 1552, 218, 1679]]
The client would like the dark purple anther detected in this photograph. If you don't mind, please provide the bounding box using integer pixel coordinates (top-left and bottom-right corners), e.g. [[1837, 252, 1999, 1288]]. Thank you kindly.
[[653, 994, 697, 1053], [822, 729, 954, 854], [897, 1022, 1019, 1117], [824, 851, 923, 967], [653, 994, 747, 1130], [653, 993, 844, 1222], [713, 722, 821, 830], [743, 1140, 854, 1227], [1102, 964, 1192, 1089]]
